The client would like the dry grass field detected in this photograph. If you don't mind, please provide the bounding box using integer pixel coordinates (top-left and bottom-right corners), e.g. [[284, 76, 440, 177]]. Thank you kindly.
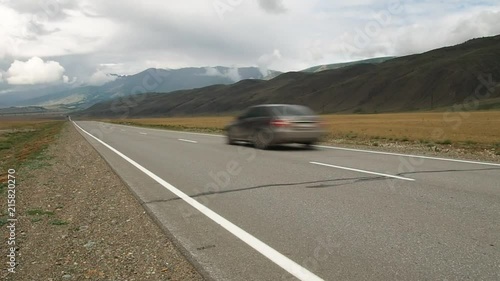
[[323, 111, 500, 145], [108, 111, 500, 150], [0, 119, 64, 186], [0, 119, 58, 130]]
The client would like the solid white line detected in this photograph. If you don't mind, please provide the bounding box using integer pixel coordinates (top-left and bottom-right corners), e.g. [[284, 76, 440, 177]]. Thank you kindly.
[[179, 139, 198, 144], [310, 161, 415, 181], [139, 132, 148, 135], [314, 145, 500, 167], [73, 122, 323, 281]]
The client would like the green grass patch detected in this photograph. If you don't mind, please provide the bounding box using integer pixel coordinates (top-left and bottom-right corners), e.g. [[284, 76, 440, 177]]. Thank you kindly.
[[24, 151, 54, 170], [31, 217, 42, 223], [463, 140, 478, 145], [0, 217, 7, 227], [436, 139, 452, 145], [0, 142, 12, 150], [26, 209, 55, 216], [50, 219, 69, 226], [345, 133, 358, 139]]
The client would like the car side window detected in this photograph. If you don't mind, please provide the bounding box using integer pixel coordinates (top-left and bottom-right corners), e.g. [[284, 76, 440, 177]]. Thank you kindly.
[[240, 107, 258, 120], [240, 107, 271, 120], [252, 107, 270, 118], [268, 106, 284, 117], [257, 107, 271, 117]]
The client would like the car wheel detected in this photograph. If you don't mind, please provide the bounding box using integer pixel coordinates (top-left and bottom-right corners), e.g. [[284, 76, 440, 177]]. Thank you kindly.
[[302, 142, 316, 149], [226, 128, 237, 145], [252, 129, 273, 150]]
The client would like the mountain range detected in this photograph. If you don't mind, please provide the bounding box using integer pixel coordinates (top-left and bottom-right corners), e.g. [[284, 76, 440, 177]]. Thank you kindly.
[[79, 35, 500, 118], [0, 67, 281, 110], [301, 57, 395, 73]]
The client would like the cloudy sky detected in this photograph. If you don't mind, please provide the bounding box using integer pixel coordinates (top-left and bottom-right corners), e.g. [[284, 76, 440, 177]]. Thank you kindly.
[[0, 0, 500, 86]]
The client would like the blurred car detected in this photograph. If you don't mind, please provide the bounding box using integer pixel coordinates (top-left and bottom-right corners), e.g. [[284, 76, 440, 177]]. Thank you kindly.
[[224, 104, 325, 149]]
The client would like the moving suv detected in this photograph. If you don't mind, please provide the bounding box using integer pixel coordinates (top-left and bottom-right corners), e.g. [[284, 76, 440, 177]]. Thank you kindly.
[[225, 104, 325, 149]]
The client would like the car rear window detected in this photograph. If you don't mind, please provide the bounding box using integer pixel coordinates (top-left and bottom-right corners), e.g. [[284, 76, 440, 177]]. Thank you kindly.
[[270, 105, 315, 116]]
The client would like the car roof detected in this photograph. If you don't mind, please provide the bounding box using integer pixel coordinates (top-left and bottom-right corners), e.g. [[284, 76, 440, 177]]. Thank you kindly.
[[251, 104, 303, 108]]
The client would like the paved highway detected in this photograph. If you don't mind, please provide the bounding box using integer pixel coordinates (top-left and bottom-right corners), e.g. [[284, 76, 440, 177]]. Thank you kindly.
[[74, 121, 500, 281]]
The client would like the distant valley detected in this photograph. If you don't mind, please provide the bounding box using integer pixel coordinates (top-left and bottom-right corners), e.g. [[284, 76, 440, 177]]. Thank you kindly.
[[0, 66, 281, 110]]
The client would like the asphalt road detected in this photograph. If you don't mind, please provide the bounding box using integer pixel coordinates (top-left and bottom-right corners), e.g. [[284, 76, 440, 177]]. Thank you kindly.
[[74, 121, 500, 281]]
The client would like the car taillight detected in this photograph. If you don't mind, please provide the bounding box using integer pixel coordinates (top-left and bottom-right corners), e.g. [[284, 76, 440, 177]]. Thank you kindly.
[[270, 119, 290, 127]]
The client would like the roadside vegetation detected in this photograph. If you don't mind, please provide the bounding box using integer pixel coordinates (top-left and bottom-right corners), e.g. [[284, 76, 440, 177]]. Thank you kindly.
[[0, 119, 64, 176], [0, 119, 64, 221], [0, 121, 202, 280], [104, 111, 500, 156]]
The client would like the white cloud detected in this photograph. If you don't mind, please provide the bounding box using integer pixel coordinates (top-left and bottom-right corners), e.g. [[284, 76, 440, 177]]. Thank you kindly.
[[389, 10, 500, 57], [0, 5, 29, 59], [203, 67, 242, 82], [88, 69, 116, 86], [257, 0, 287, 14], [1, 0, 500, 78], [225, 67, 242, 82], [0, 72, 3, 82], [257, 49, 282, 76], [6, 57, 66, 85], [203, 67, 222, 77]]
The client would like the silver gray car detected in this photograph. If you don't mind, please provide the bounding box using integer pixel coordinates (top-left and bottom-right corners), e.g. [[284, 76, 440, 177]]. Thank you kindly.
[[225, 104, 326, 149]]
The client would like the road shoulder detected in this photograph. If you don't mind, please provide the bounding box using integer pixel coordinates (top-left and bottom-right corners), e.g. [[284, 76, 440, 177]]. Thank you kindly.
[[4, 122, 202, 280]]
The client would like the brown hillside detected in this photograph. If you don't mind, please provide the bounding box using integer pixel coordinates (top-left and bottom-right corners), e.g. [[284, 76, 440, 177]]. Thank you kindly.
[[80, 35, 500, 117]]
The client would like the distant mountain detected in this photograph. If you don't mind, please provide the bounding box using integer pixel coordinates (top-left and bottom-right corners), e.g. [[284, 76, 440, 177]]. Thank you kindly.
[[0, 106, 48, 115], [1, 66, 281, 110], [79, 35, 500, 117], [98, 66, 278, 96], [0, 83, 74, 108], [301, 57, 396, 73]]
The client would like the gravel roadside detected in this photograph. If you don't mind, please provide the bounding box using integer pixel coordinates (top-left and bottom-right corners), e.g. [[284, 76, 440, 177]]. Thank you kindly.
[[321, 138, 500, 163], [3, 122, 203, 281]]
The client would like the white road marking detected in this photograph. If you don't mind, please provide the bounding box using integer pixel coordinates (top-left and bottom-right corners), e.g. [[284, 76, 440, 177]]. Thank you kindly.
[[121, 129, 126, 132], [310, 161, 416, 181], [73, 122, 324, 281], [179, 139, 198, 144], [140, 132, 148, 135], [314, 145, 500, 167]]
